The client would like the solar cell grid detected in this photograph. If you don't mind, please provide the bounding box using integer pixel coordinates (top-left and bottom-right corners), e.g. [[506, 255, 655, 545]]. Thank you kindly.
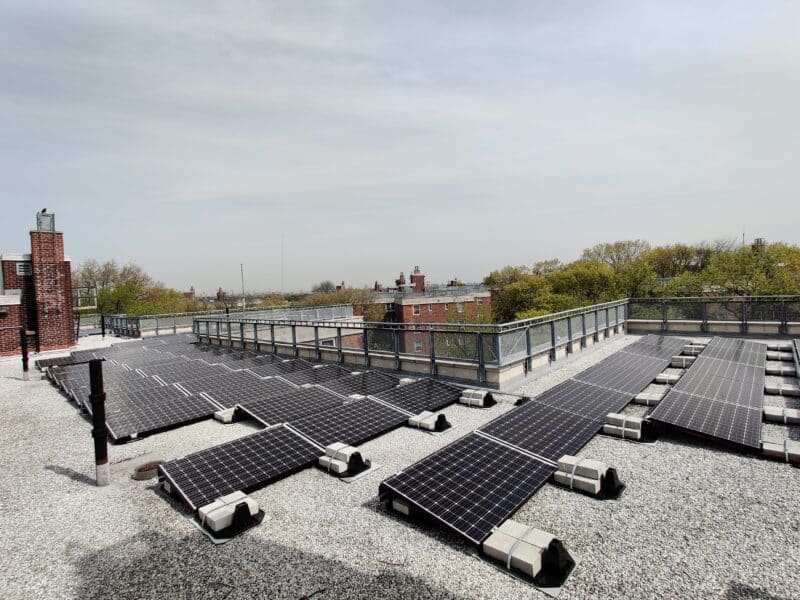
[[380, 433, 554, 544], [236, 387, 345, 426], [573, 352, 667, 395], [288, 398, 408, 448], [104, 392, 219, 441], [649, 337, 766, 448], [532, 379, 632, 422], [246, 359, 314, 378], [371, 379, 463, 414], [321, 371, 400, 397], [478, 399, 602, 461], [201, 374, 297, 409], [159, 425, 322, 510], [279, 364, 352, 387]]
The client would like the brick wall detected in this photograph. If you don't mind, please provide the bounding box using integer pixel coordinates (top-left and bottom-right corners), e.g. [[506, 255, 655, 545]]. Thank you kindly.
[[1, 260, 37, 331], [395, 297, 490, 325], [30, 231, 74, 352], [0, 304, 23, 356]]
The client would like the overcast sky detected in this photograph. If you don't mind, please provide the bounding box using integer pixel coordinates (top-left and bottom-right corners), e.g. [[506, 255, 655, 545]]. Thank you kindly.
[[2, 1, 799, 294]]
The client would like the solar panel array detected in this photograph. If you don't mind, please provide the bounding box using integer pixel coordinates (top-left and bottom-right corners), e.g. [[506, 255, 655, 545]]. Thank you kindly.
[[381, 433, 553, 544], [380, 335, 686, 545], [321, 371, 400, 397], [162, 377, 467, 511], [43, 334, 371, 441], [371, 379, 465, 415], [159, 425, 323, 510], [649, 337, 766, 448]]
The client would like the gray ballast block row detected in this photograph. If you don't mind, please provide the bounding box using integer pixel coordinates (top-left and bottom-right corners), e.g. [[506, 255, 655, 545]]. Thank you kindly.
[[671, 355, 697, 368], [655, 372, 682, 385], [553, 455, 624, 498], [482, 520, 575, 586], [764, 383, 800, 397], [682, 344, 706, 356], [766, 364, 797, 377], [459, 389, 495, 408], [766, 351, 794, 362], [767, 342, 793, 352], [763, 406, 800, 424], [604, 413, 644, 441], [634, 389, 666, 406], [762, 440, 800, 464]]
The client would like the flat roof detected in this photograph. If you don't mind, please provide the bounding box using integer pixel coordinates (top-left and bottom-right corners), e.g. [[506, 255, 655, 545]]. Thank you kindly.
[[1, 334, 797, 598]]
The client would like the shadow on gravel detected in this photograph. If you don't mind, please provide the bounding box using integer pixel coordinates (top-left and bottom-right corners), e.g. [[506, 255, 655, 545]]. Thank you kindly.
[[727, 582, 791, 600], [45, 464, 95, 486], [70, 530, 469, 600]]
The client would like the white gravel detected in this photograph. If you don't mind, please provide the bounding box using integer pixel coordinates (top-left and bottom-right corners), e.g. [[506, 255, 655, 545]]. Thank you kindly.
[[1, 333, 799, 599]]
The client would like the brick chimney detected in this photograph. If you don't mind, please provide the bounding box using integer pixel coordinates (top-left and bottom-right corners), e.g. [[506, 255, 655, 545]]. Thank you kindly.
[[410, 265, 425, 293], [395, 272, 406, 288], [29, 211, 74, 352]]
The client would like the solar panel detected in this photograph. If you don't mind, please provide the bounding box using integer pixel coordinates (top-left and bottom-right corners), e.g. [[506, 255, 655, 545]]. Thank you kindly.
[[89, 387, 219, 441], [200, 373, 297, 409], [278, 364, 353, 387], [320, 371, 400, 397], [380, 433, 554, 545], [159, 425, 322, 510], [532, 379, 633, 422], [288, 397, 409, 447], [478, 399, 603, 461], [649, 337, 766, 448], [370, 379, 463, 414], [573, 352, 669, 395], [246, 359, 314, 378], [236, 387, 346, 426]]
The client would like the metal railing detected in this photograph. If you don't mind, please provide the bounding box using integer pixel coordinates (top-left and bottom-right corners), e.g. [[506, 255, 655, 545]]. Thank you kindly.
[[374, 285, 489, 299], [107, 304, 353, 337], [192, 299, 627, 384], [627, 296, 800, 335]]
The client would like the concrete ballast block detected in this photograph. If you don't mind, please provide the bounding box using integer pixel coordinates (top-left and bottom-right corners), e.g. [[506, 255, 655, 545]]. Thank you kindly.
[[198, 491, 259, 532], [603, 424, 642, 441], [553, 471, 601, 495], [556, 455, 606, 480], [763, 406, 800, 424], [605, 413, 643, 430]]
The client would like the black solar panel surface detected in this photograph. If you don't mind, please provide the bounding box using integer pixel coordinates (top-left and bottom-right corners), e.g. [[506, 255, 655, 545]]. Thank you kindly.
[[531, 379, 632, 422], [236, 387, 345, 426], [159, 425, 321, 510], [478, 399, 604, 461], [200, 373, 297, 409], [380, 433, 554, 545], [649, 337, 766, 448], [246, 359, 314, 378], [279, 364, 352, 387], [97, 387, 218, 441], [288, 398, 408, 447], [321, 371, 400, 397], [371, 379, 463, 414]]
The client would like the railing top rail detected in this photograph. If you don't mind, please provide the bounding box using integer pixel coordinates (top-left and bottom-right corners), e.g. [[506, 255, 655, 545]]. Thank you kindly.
[[629, 295, 800, 303], [495, 299, 629, 332], [194, 298, 630, 332], [107, 303, 352, 321]]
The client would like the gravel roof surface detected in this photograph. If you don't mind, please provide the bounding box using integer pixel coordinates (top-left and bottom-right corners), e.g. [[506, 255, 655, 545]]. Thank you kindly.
[[1, 333, 798, 599]]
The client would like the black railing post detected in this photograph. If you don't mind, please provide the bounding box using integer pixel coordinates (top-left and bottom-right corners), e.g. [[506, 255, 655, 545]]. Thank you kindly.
[[20, 327, 29, 381], [549, 320, 557, 362], [566, 318, 573, 354], [525, 325, 533, 373], [100, 314, 106, 339], [429, 330, 436, 376], [314, 325, 320, 361], [477, 333, 486, 383], [337, 326, 343, 364], [393, 327, 401, 371], [363, 329, 371, 368], [88, 359, 110, 486]]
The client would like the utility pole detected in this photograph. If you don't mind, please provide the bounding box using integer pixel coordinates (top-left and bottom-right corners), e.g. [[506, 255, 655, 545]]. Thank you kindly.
[[240, 263, 246, 316]]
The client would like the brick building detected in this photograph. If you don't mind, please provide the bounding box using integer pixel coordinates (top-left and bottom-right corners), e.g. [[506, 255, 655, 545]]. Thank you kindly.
[[368, 265, 492, 355], [0, 212, 75, 356]]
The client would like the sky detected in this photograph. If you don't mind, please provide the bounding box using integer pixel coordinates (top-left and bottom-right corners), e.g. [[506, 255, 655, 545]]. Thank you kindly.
[[1, 1, 799, 294]]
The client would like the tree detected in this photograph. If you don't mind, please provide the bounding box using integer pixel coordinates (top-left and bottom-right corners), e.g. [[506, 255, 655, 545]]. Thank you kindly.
[[311, 280, 337, 293], [581, 240, 651, 271], [483, 265, 529, 289], [491, 275, 551, 322], [531, 259, 563, 276]]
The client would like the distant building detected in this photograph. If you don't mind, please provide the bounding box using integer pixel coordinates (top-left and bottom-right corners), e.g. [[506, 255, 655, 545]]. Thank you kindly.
[[366, 265, 491, 354], [0, 212, 75, 355], [183, 286, 196, 300]]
